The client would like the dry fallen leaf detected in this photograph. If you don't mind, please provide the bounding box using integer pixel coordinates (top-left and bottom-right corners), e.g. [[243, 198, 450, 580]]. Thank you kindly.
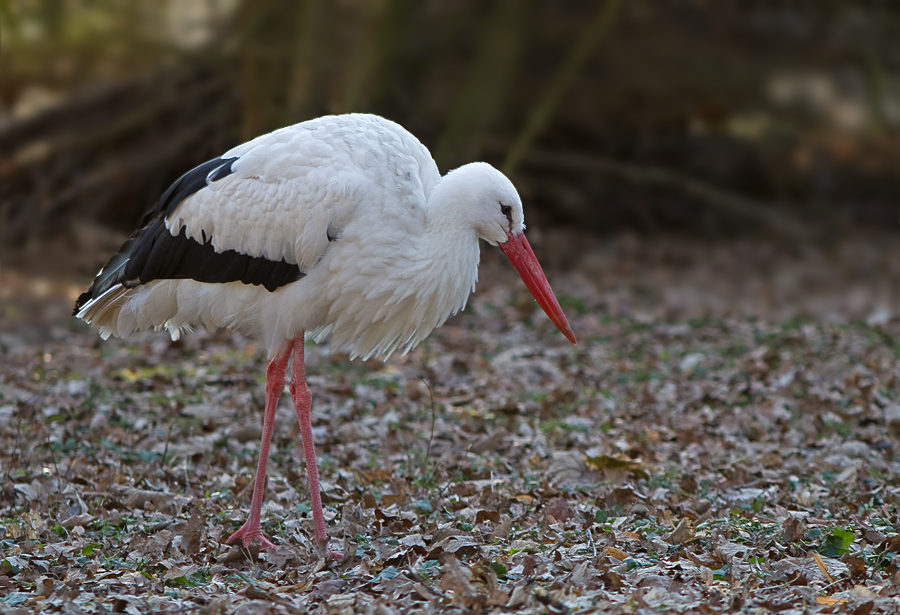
[[439, 556, 479, 609], [604, 546, 629, 561], [782, 516, 807, 543], [813, 552, 835, 583], [816, 596, 848, 606], [663, 518, 693, 545], [586, 454, 649, 479], [544, 497, 573, 523]]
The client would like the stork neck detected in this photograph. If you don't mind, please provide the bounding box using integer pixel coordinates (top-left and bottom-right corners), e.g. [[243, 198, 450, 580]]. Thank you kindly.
[[423, 203, 480, 261], [423, 168, 481, 240], [418, 188, 481, 300]]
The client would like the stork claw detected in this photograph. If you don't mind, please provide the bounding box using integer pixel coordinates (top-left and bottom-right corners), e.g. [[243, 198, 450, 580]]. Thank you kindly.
[[226, 523, 276, 549]]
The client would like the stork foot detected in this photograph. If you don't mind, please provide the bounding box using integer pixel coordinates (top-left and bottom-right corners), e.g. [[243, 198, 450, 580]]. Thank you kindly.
[[226, 522, 276, 549], [309, 535, 343, 560]]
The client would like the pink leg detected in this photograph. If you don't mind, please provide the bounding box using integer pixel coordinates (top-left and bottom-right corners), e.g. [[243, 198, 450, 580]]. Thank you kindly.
[[289, 335, 342, 559], [226, 340, 292, 549]]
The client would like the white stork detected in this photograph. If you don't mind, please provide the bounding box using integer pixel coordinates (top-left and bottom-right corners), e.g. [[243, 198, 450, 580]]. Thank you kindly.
[[74, 114, 576, 558]]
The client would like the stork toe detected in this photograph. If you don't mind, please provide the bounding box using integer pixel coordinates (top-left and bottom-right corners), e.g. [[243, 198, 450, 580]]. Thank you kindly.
[[226, 523, 276, 550]]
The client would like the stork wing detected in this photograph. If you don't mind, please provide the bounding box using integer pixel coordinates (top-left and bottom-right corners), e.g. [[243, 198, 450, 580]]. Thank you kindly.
[[75, 115, 440, 315]]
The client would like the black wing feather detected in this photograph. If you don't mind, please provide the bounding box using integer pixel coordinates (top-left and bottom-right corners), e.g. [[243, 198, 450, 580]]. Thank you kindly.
[[74, 156, 304, 315]]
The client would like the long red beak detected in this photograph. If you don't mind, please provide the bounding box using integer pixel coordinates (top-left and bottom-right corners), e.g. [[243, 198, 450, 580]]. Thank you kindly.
[[499, 231, 577, 345]]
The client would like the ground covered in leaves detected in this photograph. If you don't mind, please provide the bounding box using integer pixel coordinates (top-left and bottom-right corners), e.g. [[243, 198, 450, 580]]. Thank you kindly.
[[3, 238, 900, 614]]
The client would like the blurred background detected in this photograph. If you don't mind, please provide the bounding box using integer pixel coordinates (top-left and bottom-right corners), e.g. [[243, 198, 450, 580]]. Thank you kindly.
[[2, 0, 900, 328]]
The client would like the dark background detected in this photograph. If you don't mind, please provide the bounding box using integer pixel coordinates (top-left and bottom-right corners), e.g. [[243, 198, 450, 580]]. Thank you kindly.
[[1, 0, 899, 317]]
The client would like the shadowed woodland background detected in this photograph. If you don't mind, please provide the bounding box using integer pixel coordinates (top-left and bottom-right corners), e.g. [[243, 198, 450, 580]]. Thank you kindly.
[[3, 0, 900, 294]]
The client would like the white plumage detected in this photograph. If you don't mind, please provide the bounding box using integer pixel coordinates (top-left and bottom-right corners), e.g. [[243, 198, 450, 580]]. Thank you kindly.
[[75, 113, 574, 557], [78, 115, 526, 359]]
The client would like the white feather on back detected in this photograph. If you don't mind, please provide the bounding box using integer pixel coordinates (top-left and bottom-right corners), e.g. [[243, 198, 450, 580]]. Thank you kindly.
[[164, 114, 440, 273]]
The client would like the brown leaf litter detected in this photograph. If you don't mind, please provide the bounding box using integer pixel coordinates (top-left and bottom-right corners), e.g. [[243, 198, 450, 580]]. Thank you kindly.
[[3, 237, 900, 613]]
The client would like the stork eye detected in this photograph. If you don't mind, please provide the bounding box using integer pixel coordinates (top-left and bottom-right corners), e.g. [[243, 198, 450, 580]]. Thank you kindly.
[[500, 203, 513, 227]]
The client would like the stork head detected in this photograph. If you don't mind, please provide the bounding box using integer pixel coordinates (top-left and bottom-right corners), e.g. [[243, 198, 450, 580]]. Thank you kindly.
[[439, 162, 576, 345]]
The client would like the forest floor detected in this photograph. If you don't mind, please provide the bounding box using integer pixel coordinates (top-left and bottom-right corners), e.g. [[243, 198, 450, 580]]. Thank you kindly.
[[2, 234, 900, 614]]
